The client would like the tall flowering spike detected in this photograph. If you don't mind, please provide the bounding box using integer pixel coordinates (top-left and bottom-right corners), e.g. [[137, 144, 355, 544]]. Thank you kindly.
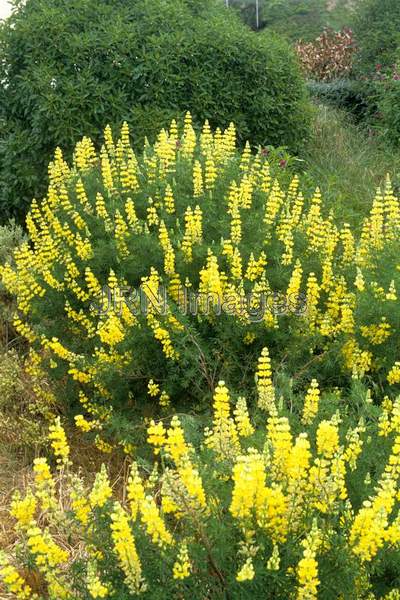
[[260, 162, 271, 194], [26, 521, 69, 582], [297, 522, 321, 600], [264, 179, 284, 226], [306, 272, 320, 330], [100, 146, 114, 193], [302, 379, 320, 425], [193, 205, 203, 242], [140, 494, 174, 548], [104, 124, 115, 157], [86, 561, 109, 599], [181, 111, 196, 158], [256, 347, 275, 412], [48, 417, 70, 466], [316, 419, 340, 459], [127, 462, 146, 519], [236, 557, 255, 582], [227, 180, 239, 214], [240, 141, 251, 173], [173, 542, 191, 580], [384, 174, 400, 238], [164, 184, 175, 214], [193, 160, 203, 197], [286, 259, 303, 311], [89, 464, 113, 508], [159, 128, 177, 175], [368, 187, 385, 250], [239, 173, 253, 209], [120, 120, 130, 150], [169, 118, 178, 143], [230, 204, 242, 245], [205, 154, 217, 191], [340, 223, 355, 264], [33, 457, 56, 512], [207, 381, 240, 459], [182, 207, 194, 262], [147, 419, 167, 455], [110, 502, 146, 594], [223, 122, 236, 158], [388, 362, 400, 385], [200, 119, 213, 156], [234, 397, 254, 437]]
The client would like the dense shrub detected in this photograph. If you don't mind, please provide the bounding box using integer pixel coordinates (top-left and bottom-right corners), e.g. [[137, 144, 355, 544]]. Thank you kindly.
[[307, 79, 378, 122], [374, 68, 400, 146], [2, 116, 400, 449], [352, 0, 400, 74], [0, 0, 311, 221], [2, 380, 400, 599], [296, 28, 355, 82]]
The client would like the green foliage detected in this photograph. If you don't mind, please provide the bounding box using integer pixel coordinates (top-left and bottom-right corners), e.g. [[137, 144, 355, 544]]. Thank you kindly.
[[234, 0, 355, 40], [0, 349, 52, 454], [375, 79, 400, 147], [307, 79, 377, 121], [4, 117, 400, 448], [3, 381, 400, 599], [302, 104, 400, 227], [0, 0, 311, 221], [0, 220, 27, 347], [352, 0, 400, 73]]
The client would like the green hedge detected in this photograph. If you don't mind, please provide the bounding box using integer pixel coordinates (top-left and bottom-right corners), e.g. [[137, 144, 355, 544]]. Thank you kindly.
[[352, 0, 400, 73], [307, 79, 378, 122], [0, 0, 311, 221], [375, 79, 400, 146]]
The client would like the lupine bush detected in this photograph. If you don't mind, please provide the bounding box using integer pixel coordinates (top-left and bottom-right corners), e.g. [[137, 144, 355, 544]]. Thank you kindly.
[[1, 372, 400, 599], [0, 0, 311, 221], [1, 115, 400, 449]]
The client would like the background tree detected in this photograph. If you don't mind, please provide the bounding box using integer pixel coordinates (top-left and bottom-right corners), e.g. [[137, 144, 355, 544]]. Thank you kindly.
[[0, 0, 310, 222]]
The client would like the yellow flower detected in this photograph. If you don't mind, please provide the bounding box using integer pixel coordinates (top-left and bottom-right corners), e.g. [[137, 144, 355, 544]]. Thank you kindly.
[[147, 379, 160, 397], [89, 464, 113, 508], [10, 490, 36, 528], [173, 542, 191, 580], [236, 557, 255, 582], [388, 362, 400, 385], [48, 417, 70, 466], [302, 379, 320, 425], [147, 420, 167, 455], [0, 557, 35, 600], [234, 397, 254, 437], [110, 502, 146, 593], [87, 561, 109, 598], [316, 420, 340, 459], [256, 347, 275, 412]]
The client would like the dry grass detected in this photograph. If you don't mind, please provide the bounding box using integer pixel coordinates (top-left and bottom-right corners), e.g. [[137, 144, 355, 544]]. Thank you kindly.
[[0, 417, 133, 598]]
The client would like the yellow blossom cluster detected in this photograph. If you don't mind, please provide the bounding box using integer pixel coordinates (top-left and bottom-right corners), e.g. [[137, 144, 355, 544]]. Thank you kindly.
[[2, 369, 400, 600], [2, 115, 400, 447]]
